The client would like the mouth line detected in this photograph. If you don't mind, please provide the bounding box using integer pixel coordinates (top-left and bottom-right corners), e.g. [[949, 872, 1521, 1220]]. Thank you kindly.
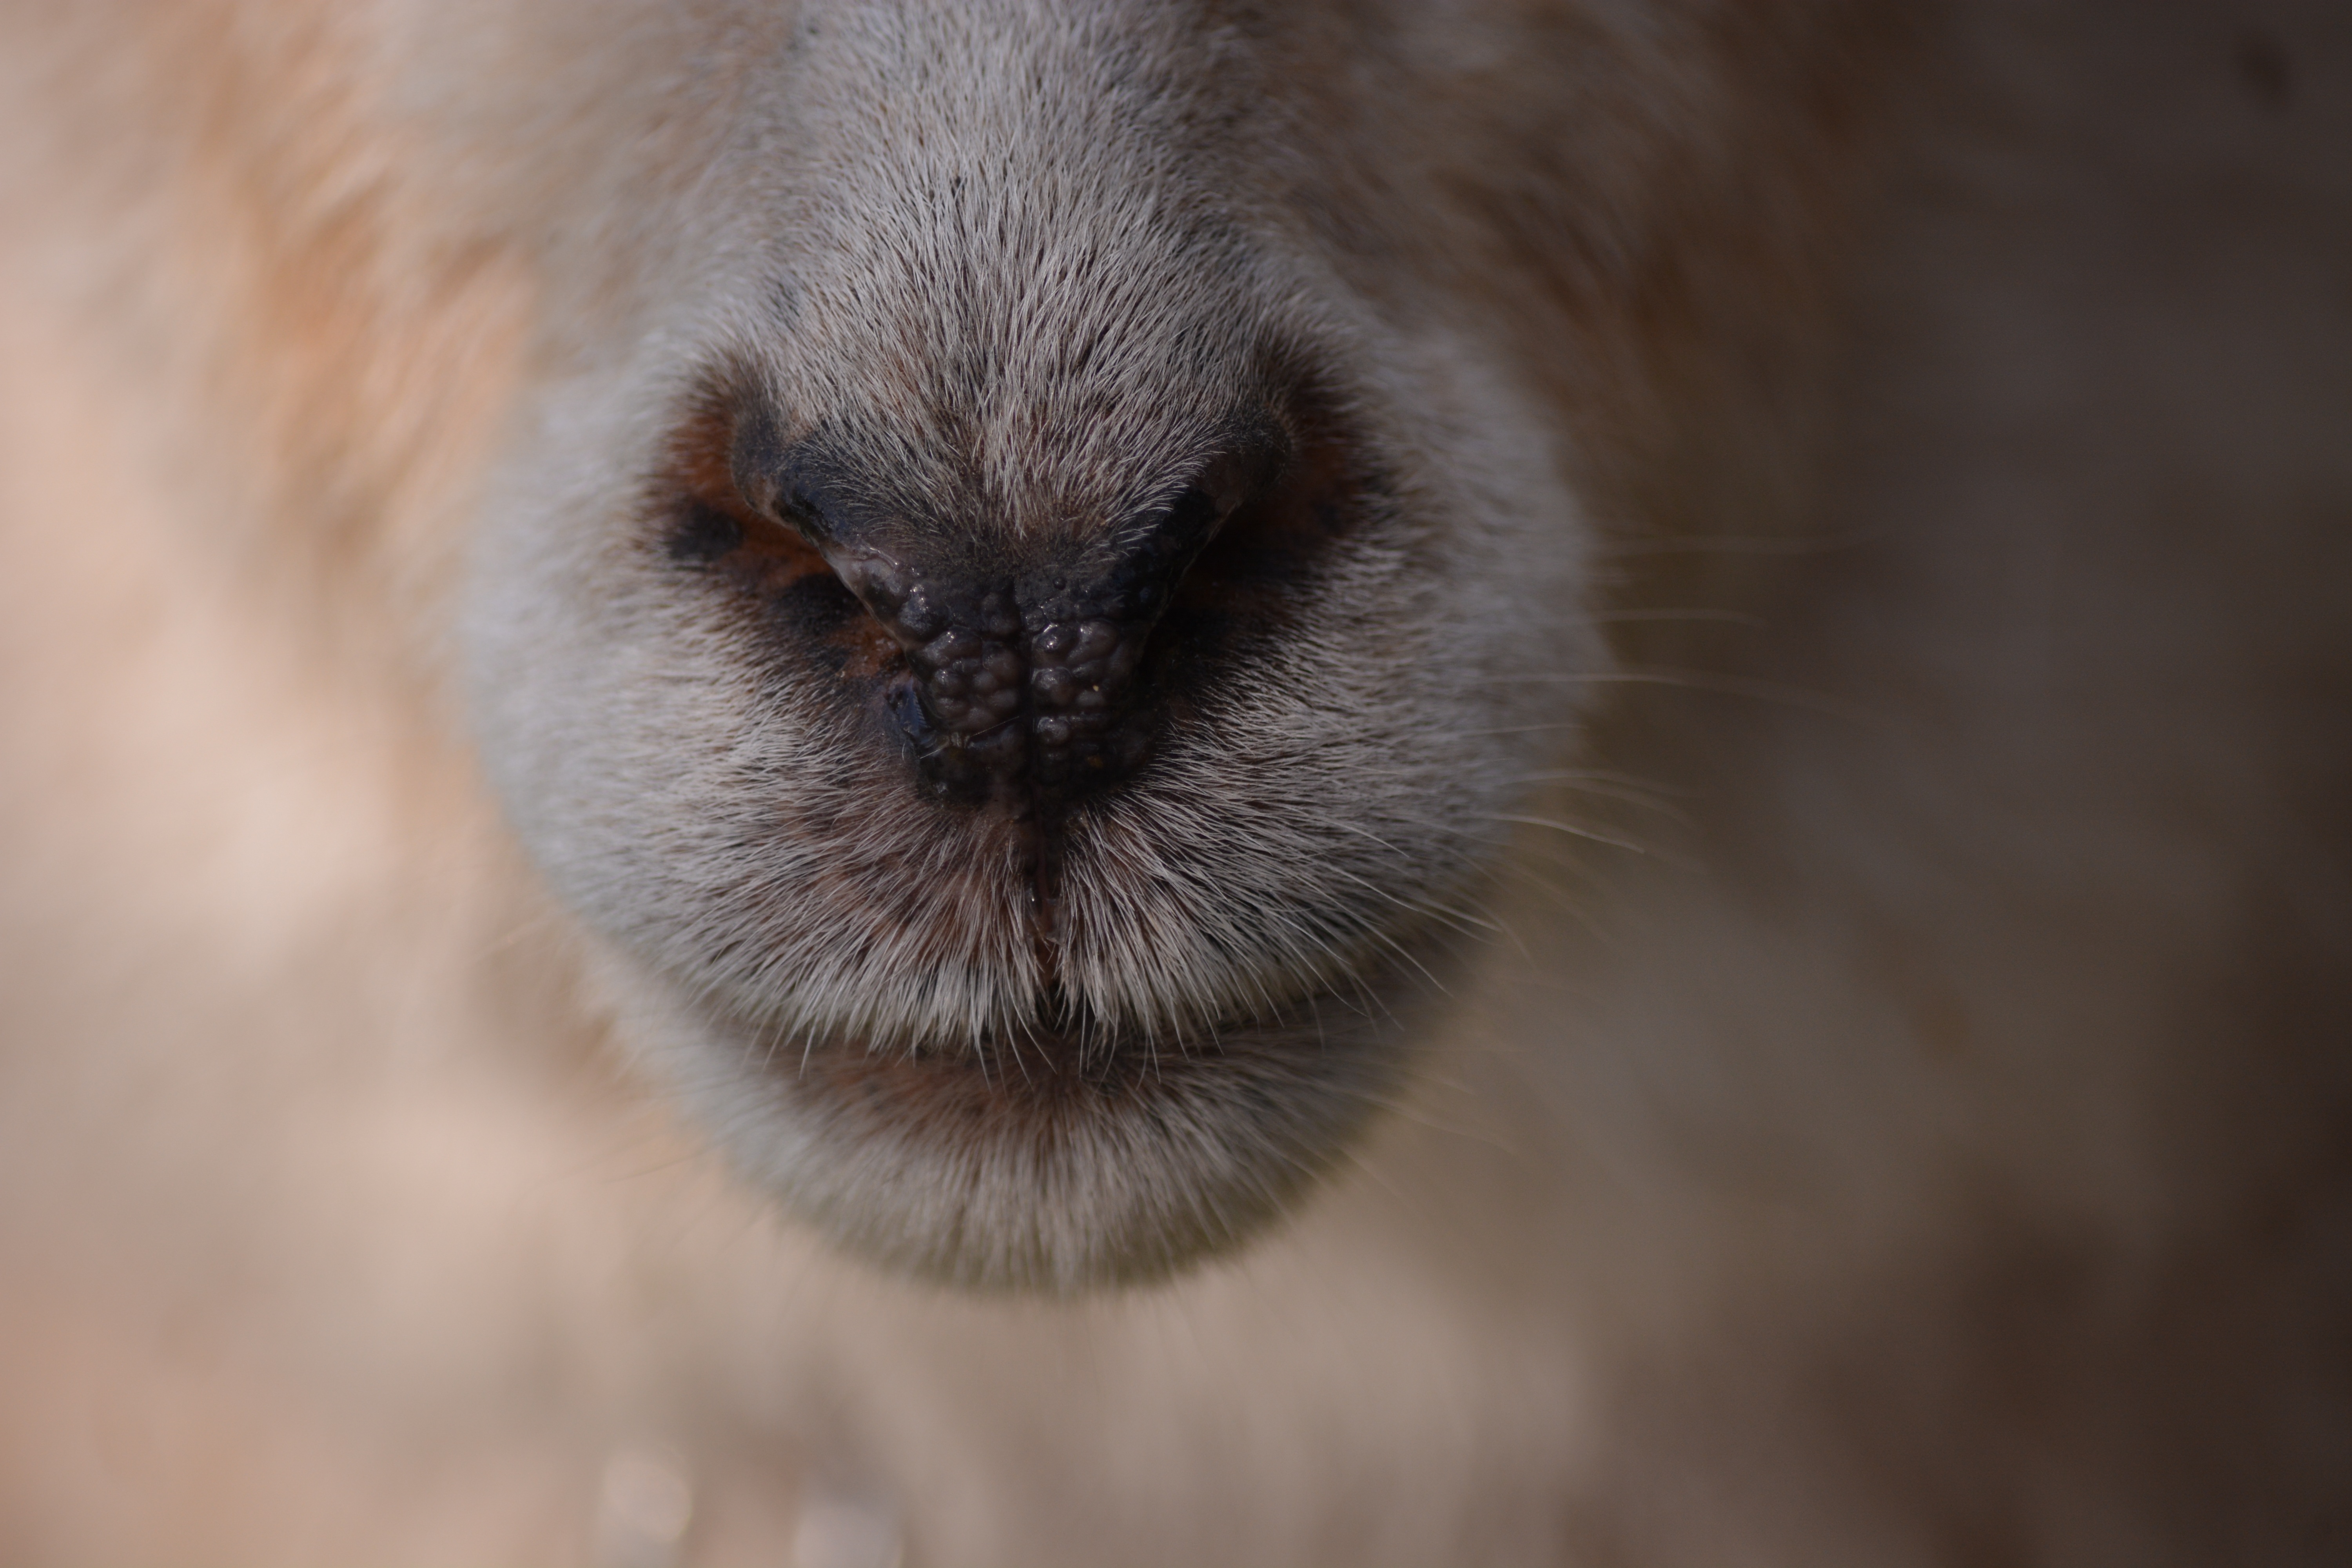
[[760, 990, 1378, 1088], [677, 932, 1438, 1102], [647, 866, 1474, 1085], [627, 915, 1457, 1290]]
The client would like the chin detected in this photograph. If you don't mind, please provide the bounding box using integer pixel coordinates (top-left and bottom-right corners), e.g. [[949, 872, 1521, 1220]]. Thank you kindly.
[[606, 940, 1438, 1290]]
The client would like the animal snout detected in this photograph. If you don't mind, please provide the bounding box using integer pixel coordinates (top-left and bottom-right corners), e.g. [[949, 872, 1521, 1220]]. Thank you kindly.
[[718, 405, 1292, 820]]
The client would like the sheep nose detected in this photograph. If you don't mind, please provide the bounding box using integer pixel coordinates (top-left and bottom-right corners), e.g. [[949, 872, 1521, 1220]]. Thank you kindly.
[[727, 405, 1289, 818], [828, 481, 1227, 814]]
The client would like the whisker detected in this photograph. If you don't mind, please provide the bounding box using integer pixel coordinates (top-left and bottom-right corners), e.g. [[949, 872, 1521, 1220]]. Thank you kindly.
[[1320, 820, 1517, 943], [1507, 772, 1693, 821], [1485, 813, 1649, 855]]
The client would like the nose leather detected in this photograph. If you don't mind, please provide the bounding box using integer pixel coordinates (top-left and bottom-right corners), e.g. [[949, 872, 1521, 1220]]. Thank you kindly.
[[730, 403, 1283, 817], [828, 488, 1221, 813]]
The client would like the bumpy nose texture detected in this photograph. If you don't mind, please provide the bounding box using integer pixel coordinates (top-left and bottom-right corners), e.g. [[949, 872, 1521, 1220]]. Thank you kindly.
[[1021, 615, 1145, 793], [832, 497, 1213, 813], [730, 405, 1275, 817]]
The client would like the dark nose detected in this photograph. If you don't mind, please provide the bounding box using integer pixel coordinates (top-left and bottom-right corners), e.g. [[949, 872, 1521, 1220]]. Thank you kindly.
[[733, 417, 1279, 817], [839, 512, 1207, 811]]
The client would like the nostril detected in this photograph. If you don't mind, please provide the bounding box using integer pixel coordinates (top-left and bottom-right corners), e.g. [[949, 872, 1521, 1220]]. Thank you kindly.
[[663, 381, 1363, 818], [726, 401, 835, 547], [1162, 485, 1219, 552], [654, 397, 918, 691]]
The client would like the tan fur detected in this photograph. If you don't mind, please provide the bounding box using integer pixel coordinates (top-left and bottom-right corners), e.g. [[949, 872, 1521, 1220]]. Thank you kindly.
[[3, 1, 2347, 1563]]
